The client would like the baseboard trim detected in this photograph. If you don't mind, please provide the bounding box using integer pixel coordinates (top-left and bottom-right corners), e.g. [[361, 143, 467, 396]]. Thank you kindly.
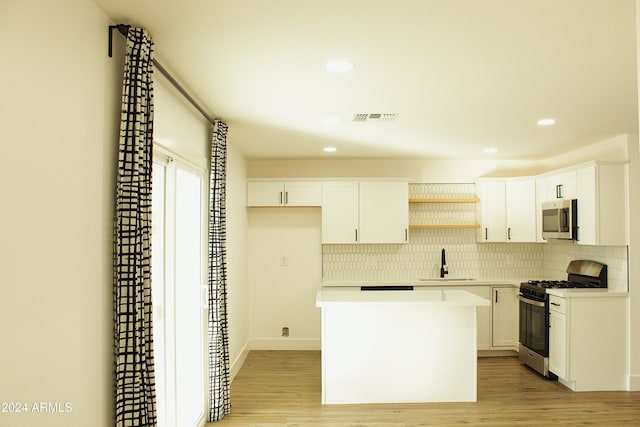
[[629, 374, 640, 391], [229, 341, 250, 382], [250, 338, 321, 351], [478, 349, 518, 358]]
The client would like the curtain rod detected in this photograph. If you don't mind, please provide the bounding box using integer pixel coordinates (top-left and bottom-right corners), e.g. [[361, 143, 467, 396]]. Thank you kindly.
[[109, 24, 217, 127]]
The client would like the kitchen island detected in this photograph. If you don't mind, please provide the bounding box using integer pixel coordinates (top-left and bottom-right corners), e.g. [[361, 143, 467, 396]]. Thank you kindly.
[[315, 287, 490, 404]]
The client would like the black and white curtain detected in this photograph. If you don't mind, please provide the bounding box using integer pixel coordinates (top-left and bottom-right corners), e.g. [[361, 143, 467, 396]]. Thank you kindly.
[[208, 120, 231, 422], [113, 27, 157, 427]]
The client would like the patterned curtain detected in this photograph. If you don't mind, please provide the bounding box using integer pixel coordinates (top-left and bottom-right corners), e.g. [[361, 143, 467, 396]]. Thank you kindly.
[[113, 27, 157, 427], [208, 120, 231, 422]]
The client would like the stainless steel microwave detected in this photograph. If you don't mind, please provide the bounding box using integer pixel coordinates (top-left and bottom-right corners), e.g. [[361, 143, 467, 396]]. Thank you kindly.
[[541, 199, 577, 240]]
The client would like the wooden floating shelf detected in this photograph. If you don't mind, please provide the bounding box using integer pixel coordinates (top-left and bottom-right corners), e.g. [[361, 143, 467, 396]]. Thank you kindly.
[[409, 198, 480, 204], [409, 224, 481, 229]]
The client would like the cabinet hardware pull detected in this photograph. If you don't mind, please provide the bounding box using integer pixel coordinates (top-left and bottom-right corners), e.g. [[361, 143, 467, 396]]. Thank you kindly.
[[517, 295, 545, 307], [508, 227, 511, 240], [550, 302, 560, 306], [405, 228, 408, 241], [285, 191, 288, 205], [280, 191, 283, 205], [485, 228, 488, 240], [495, 290, 498, 303], [355, 229, 358, 242]]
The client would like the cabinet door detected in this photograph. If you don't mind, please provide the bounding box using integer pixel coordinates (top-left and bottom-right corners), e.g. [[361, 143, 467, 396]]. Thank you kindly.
[[575, 163, 627, 246], [549, 309, 567, 379], [491, 287, 518, 348], [247, 181, 285, 206], [358, 181, 408, 244], [576, 166, 596, 245], [321, 181, 359, 243], [284, 181, 322, 206], [477, 180, 506, 242], [505, 178, 536, 242], [547, 171, 577, 199]]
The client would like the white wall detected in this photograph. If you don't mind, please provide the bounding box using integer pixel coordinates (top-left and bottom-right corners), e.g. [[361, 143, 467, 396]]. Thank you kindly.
[[626, 133, 640, 390], [632, 0, 640, 390], [0, 1, 121, 425], [248, 208, 322, 350]]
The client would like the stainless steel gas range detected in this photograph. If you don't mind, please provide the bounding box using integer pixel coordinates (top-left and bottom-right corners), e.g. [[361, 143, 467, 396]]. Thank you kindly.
[[518, 260, 608, 377]]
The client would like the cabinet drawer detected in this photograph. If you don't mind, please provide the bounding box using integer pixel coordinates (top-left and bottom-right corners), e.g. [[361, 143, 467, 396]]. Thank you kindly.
[[548, 295, 566, 314]]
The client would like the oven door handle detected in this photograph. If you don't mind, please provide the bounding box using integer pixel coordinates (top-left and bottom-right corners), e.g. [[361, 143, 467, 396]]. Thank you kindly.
[[517, 295, 546, 307]]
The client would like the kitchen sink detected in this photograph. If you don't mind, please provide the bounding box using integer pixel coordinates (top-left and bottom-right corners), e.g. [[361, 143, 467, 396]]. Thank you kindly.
[[418, 278, 476, 282]]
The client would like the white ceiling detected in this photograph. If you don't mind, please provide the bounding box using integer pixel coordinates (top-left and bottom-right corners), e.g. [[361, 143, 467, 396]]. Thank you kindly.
[[96, 0, 639, 160]]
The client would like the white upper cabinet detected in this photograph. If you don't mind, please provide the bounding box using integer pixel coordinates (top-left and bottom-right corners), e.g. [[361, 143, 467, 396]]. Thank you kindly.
[[477, 178, 536, 243], [505, 178, 536, 242], [284, 181, 322, 206], [476, 179, 507, 242], [247, 180, 321, 207], [546, 170, 578, 200], [358, 181, 409, 244], [534, 161, 627, 246], [322, 181, 408, 244], [575, 163, 627, 245], [321, 181, 360, 243]]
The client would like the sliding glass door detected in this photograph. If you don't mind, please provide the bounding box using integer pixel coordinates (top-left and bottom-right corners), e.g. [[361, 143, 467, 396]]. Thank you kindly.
[[152, 154, 206, 427]]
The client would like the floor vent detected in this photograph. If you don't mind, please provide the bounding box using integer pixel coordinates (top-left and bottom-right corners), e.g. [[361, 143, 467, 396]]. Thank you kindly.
[[352, 113, 399, 122]]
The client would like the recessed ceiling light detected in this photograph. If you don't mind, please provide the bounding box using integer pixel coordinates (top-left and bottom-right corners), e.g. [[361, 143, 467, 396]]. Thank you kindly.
[[323, 147, 337, 153], [537, 118, 556, 126], [483, 147, 497, 154], [323, 116, 342, 126], [326, 60, 354, 73]]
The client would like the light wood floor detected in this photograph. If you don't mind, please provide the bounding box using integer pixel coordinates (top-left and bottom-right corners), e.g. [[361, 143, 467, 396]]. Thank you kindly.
[[211, 350, 640, 426]]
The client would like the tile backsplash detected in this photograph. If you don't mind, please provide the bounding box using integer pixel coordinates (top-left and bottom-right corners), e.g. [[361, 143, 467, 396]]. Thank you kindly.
[[542, 240, 628, 291], [322, 183, 628, 291]]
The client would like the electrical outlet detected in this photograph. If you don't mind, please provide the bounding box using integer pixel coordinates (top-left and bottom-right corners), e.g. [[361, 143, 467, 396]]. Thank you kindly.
[[280, 256, 288, 266], [282, 327, 289, 337]]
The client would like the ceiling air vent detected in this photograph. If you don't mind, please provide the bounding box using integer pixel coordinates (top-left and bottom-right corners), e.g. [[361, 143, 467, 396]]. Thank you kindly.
[[352, 113, 399, 122]]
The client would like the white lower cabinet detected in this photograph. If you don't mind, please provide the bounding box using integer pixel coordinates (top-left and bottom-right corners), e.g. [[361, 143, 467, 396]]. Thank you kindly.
[[442, 285, 517, 351], [491, 287, 518, 348], [547, 293, 627, 391], [548, 296, 568, 379]]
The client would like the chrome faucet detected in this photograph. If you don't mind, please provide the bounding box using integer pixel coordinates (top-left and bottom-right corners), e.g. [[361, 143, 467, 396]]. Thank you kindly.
[[440, 248, 448, 278]]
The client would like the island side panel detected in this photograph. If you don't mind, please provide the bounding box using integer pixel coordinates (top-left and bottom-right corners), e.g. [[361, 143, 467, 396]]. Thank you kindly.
[[320, 301, 478, 404]]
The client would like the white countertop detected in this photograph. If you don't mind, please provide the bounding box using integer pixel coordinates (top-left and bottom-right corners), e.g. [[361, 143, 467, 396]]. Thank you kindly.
[[316, 288, 491, 307], [321, 279, 519, 288], [546, 288, 628, 298]]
